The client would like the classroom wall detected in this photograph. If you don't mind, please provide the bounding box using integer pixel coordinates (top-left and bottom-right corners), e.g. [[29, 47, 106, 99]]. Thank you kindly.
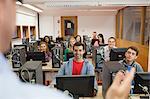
[[12, 6, 38, 47], [78, 16, 115, 43], [39, 15, 116, 42]]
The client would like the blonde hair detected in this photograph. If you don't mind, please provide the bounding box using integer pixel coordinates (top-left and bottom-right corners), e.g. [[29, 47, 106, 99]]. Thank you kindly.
[[39, 41, 49, 52], [69, 36, 76, 48]]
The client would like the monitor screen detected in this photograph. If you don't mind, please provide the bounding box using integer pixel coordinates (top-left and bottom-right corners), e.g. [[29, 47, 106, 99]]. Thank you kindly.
[[26, 51, 45, 62], [56, 37, 63, 43], [56, 75, 95, 97], [14, 44, 27, 52], [133, 72, 150, 94], [110, 48, 127, 61]]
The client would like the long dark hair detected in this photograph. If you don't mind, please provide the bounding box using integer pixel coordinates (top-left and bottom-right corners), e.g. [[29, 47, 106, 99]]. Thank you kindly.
[[43, 36, 50, 43], [75, 35, 82, 43], [98, 34, 105, 44]]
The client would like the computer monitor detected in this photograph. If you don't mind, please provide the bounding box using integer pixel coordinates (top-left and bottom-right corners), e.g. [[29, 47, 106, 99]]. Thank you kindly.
[[56, 75, 95, 98], [14, 44, 27, 52], [66, 52, 74, 61], [26, 51, 45, 62], [56, 37, 63, 43], [110, 48, 127, 61], [133, 72, 150, 94]]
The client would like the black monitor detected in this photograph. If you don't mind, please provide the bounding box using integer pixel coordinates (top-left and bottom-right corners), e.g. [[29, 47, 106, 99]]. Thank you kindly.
[[110, 48, 127, 61], [56, 37, 63, 43], [133, 72, 150, 94], [56, 75, 95, 98], [66, 52, 74, 61], [26, 51, 45, 62], [14, 44, 28, 52]]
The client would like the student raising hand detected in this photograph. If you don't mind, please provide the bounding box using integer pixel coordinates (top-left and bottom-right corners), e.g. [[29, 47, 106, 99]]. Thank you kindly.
[[106, 68, 135, 99]]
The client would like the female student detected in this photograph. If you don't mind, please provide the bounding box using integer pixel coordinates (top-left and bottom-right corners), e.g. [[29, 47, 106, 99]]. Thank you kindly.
[[39, 41, 52, 62]]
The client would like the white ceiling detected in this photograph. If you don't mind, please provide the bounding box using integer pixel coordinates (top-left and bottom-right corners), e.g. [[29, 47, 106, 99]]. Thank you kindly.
[[22, 0, 150, 16]]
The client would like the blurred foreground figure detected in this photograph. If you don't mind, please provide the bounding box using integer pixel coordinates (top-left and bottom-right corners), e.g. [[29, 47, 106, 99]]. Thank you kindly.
[[106, 68, 135, 99], [0, 0, 71, 99]]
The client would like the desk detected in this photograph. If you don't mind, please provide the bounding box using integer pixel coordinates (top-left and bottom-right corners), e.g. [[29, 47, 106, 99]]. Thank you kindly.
[[42, 61, 59, 72], [42, 60, 60, 85]]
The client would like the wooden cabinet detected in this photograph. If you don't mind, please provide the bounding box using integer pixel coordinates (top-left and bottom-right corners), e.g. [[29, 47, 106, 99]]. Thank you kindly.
[[22, 26, 29, 38], [16, 26, 21, 38], [30, 26, 36, 40], [14, 25, 36, 40], [12, 26, 21, 39]]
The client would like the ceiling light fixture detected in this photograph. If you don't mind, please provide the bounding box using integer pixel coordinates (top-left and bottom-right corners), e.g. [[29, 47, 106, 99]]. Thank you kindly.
[[76, 9, 117, 12], [45, 1, 99, 7], [16, 1, 43, 12], [23, 4, 43, 12]]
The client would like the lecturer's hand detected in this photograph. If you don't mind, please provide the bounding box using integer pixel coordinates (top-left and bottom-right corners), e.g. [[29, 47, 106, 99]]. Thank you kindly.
[[106, 68, 135, 99]]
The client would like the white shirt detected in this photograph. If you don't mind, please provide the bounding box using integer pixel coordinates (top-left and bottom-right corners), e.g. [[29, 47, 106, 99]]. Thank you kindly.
[[104, 46, 117, 62], [0, 53, 72, 99]]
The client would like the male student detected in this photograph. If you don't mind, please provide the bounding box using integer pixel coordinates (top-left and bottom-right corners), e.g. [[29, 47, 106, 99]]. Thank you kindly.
[[91, 31, 98, 46], [119, 46, 143, 72], [104, 37, 117, 61], [57, 42, 98, 95], [102, 46, 143, 98], [0, 0, 71, 99]]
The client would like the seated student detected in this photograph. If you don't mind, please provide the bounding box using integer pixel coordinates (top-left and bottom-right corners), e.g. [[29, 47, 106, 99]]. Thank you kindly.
[[102, 46, 144, 98], [104, 37, 117, 61], [93, 33, 105, 47], [93, 34, 105, 68], [91, 31, 98, 46], [94, 33, 105, 46], [64, 36, 76, 61], [119, 46, 143, 72], [56, 42, 98, 95], [43, 36, 55, 50], [39, 41, 52, 62], [75, 35, 82, 43]]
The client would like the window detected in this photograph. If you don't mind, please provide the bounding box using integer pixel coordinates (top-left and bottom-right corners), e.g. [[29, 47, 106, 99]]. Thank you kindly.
[[144, 7, 150, 46], [122, 7, 141, 43]]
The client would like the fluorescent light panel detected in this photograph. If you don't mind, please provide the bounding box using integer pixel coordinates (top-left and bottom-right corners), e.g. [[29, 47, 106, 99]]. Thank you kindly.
[[23, 4, 43, 12], [45, 1, 99, 7], [16, 1, 43, 12]]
